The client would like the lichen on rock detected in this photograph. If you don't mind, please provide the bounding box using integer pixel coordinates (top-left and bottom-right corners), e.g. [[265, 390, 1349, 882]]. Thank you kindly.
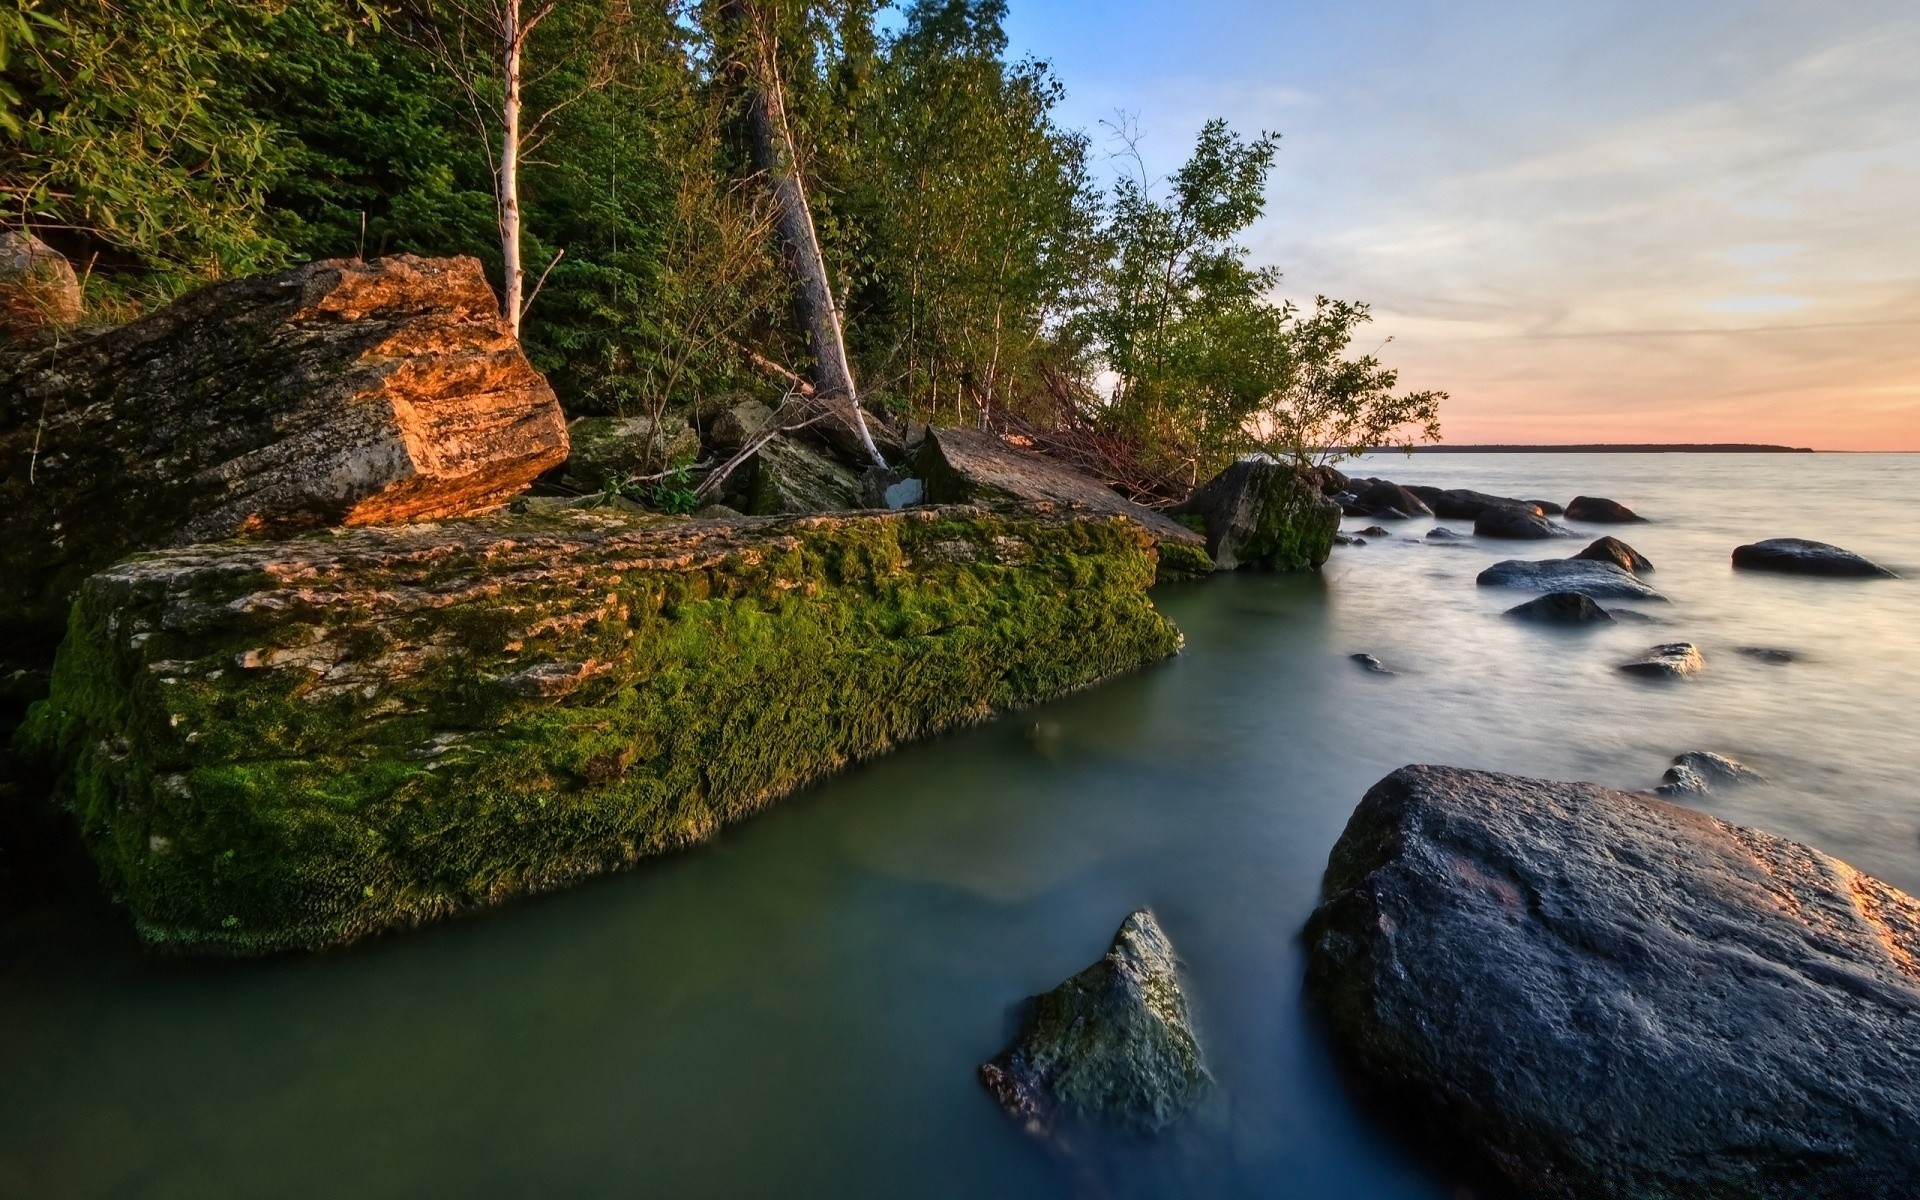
[[1169, 455, 1340, 571]]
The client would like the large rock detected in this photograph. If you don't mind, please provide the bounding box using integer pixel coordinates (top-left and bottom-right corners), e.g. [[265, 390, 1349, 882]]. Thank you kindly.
[[980, 910, 1210, 1137], [917, 428, 1206, 559], [1305, 765, 1920, 1199], [0, 229, 84, 335], [1573, 535, 1652, 574], [1503, 591, 1614, 625], [1347, 479, 1433, 519], [0, 255, 568, 656], [1474, 504, 1562, 539], [1565, 495, 1647, 523], [14, 506, 1179, 953], [744, 435, 866, 514], [1732, 538, 1896, 579], [1477, 556, 1668, 600], [560, 414, 703, 492], [1169, 455, 1341, 571], [1405, 486, 1543, 520]]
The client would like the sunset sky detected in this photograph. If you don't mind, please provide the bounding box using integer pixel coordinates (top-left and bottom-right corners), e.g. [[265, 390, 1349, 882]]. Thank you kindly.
[[1004, 0, 1920, 450]]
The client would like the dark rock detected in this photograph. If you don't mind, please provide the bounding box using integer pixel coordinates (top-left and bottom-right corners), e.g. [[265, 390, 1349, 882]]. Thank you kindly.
[[561, 415, 702, 492], [1351, 653, 1396, 674], [1305, 765, 1920, 1199], [1357, 526, 1391, 538], [1605, 606, 1663, 623], [1656, 751, 1766, 797], [1572, 535, 1653, 574], [1732, 538, 1896, 579], [0, 254, 569, 657], [1425, 527, 1467, 541], [693, 503, 742, 519], [1503, 592, 1614, 624], [1473, 504, 1564, 540], [1565, 495, 1647, 523], [1302, 464, 1351, 496], [1619, 642, 1703, 678], [1168, 455, 1340, 571], [1477, 557, 1668, 600], [745, 435, 867, 514], [981, 910, 1210, 1137], [0, 229, 83, 335], [1335, 534, 1366, 547], [1349, 479, 1434, 519], [1738, 646, 1797, 664], [1405, 486, 1543, 520], [709, 398, 777, 452], [1525, 499, 1565, 516]]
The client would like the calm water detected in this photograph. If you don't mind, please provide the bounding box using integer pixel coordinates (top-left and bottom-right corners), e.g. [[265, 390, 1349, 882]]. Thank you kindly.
[[3, 453, 1916, 1199]]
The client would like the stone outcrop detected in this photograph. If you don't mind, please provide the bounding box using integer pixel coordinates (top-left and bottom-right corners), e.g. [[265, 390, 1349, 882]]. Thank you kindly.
[[560, 414, 702, 493], [1169, 455, 1340, 571], [1619, 642, 1704, 678], [1477, 556, 1667, 600], [1732, 538, 1896, 579], [1405, 486, 1543, 520], [0, 230, 83, 336], [1346, 479, 1433, 519], [1503, 591, 1613, 624], [15, 505, 1179, 953], [1306, 765, 1920, 1199], [0, 255, 568, 656], [981, 910, 1210, 1137], [1565, 495, 1647, 523], [1572, 535, 1652, 574]]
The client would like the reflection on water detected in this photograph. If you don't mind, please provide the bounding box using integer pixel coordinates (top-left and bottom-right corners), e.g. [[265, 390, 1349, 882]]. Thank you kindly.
[[2, 454, 1915, 1199]]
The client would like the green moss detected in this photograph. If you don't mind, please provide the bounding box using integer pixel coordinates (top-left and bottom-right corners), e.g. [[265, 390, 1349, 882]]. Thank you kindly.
[[16, 509, 1181, 954], [1153, 538, 1215, 582]]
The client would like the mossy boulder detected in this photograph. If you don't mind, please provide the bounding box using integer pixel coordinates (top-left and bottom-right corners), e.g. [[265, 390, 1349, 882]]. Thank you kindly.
[[981, 909, 1211, 1137], [560, 415, 702, 492], [745, 435, 866, 514], [1169, 455, 1340, 571], [15, 506, 1180, 954]]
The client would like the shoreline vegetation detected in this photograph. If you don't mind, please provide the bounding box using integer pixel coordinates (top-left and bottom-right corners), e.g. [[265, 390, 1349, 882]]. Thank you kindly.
[[1412, 443, 1815, 453]]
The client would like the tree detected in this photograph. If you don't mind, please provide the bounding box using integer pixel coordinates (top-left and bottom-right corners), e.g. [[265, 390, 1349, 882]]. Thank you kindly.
[[1257, 296, 1444, 466]]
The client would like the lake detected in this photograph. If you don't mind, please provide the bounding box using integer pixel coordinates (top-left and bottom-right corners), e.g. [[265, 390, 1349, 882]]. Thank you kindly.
[[3, 452, 1915, 1199]]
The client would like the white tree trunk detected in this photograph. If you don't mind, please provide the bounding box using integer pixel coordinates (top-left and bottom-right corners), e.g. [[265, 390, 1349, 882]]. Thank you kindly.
[[499, 0, 525, 339]]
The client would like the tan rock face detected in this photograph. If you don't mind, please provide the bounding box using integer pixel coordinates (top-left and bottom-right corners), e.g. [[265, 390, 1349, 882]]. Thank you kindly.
[[0, 254, 567, 655]]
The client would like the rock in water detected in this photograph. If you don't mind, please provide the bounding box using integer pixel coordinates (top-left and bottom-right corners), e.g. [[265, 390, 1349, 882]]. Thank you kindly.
[[1169, 455, 1341, 571], [0, 255, 568, 654], [0, 229, 83, 335], [15, 507, 1181, 953], [1619, 642, 1704, 678], [1474, 504, 1562, 539], [1572, 535, 1653, 574], [1504, 591, 1614, 624], [1525, 498, 1565, 515], [1565, 495, 1647, 523], [1348, 479, 1433, 519], [1305, 765, 1920, 1198], [1477, 557, 1667, 600], [1657, 750, 1766, 796], [981, 910, 1210, 1137], [1732, 538, 1896, 578], [1405, 486, 1543, 520], [1351, 653, 1396, 674]]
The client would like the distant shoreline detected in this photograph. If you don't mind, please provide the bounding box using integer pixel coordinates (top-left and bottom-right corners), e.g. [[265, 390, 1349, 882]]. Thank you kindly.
[[1408, 443, 1816, 454]]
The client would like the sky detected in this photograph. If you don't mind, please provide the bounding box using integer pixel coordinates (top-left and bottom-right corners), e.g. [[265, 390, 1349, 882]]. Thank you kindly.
[[1000, 0, 1920, 450]]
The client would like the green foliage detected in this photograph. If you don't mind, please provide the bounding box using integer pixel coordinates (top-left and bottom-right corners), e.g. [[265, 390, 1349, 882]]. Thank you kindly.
[[1259, 296, 1445, 466]]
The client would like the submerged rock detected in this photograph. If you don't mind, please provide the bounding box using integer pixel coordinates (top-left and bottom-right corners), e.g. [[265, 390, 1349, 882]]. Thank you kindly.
[[981, 910, 1210, 1137], [1503, 591, 1614, 625], [1565, 495, 1647, 523], [1305, 765, 1920, 1199], [1656, 750, 1766, 796], [1169, 455, 1340, 571], [1732, 538, 1896, 578], [1572, 535, 1652, 574], [1619, 642, 1704, 678], [1473, 505, 1562, 540], [16, 507, 1180, 953], [1351, 653, 1396, 674], [1425, 527, 1467, 541], [1477, 557, 1667, 600], [0, 254, 569, 655], [1738, 646, 1798, 664], [1405, 486, 1543, 520]]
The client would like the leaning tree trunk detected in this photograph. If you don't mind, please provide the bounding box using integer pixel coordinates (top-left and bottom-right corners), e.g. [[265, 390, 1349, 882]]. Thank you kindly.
[[723, 2, 886, 468]]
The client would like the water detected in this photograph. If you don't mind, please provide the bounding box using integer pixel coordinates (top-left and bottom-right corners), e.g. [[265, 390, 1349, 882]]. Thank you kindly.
[[2, 453, 1916, 1199]]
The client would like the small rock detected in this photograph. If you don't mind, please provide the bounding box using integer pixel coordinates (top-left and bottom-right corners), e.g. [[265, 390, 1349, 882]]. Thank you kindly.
[[980, 910, 1210, 1137], [1405, 486, 1543, 520], [1656, 751, 1766, 797], [1565, 495, 1647, 523], [1357, 526, 1391, 538], [1504, 592, 1614, 624], [1351, 653, 1396, 674], [1426, 527, 1467, 541], [1348, 479, 1434, 519], [1732, 538, 1896, 578], [1618, 642, 1703, 678], [1737, 646, 1796, 664], [1478, 557, 1667, 600], [1526, 499, 1565, 515], [1573, 535, 1653, 574], [0, 229, 83, 335], [1474, 504, 1563, 540], [693, 504, 742, 519], [710, 399, 777, 452]]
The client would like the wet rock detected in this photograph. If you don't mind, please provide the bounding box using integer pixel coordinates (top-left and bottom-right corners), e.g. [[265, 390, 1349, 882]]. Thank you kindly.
[[1572, 535, 1653, 574], [1351, 653, 1396, 674], [1473, 504, 1562, 540], [1167, 455, 1340, 571], [1357, 526, 1391, 538], [1656, 751, 1766, 797], [0, 229, 83, 335], [1348, 479, 1434, 519], [1425, 527, 1467, 541], [745, 435, 866, 515], [0, 254, 568, 655], [1503, 591, 1614, 625], [1405, 486, 1543, 520], [1305, 765, 1920, 1199], [561, 414, 703, 492], [1477, 556, 1668, 600], [981, 910, 1211, 1137], [1565, 495, 1647, 523], [1525, 499, 1565, 516], [1738, 646, 1797, 664], [1605, 606, 1663, 623], [1732, 538, 1896, 579], [1619, 642, 1703, 678]]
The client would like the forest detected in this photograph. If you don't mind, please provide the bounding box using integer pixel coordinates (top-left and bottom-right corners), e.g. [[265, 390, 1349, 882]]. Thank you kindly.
[[2, 0, 1442, 498]]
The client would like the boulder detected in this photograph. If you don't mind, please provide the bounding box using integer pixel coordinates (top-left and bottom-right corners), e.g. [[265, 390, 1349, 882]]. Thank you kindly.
[[1348, 479, 1433, 519], [1169, 455, 1341, 571], [1525, 499, 1565, 516], [560, 414, 703, 492], [1619, 642, 1704, 678], [15, 506, 1180, 953], [0, 230, 84, 335], [1572, 535, 1652, 574], [1425, 527, 1467, 541], [1732, 538, 1896, 579], [980, 910, 1210, 1137], [1350, 653, 1396, 675], [0, 255, 568, 657], [1357, 526, 1391, 538], [794, 392, 907, 466], [1565, 495, 1647, 523], [1302, 464, 1350, 496], [745, 435, 867, 514], [1305, 765, 1920, 1199], [1405, 486, 1543, 520], [1477, 557, 1668, 600], [1473, 504, 1563, 539], [1656, 750, 1766, 797], [1503, 591, 1614, 624], [709, 398, 777, 452], [1738, 646, 1797, 664]]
